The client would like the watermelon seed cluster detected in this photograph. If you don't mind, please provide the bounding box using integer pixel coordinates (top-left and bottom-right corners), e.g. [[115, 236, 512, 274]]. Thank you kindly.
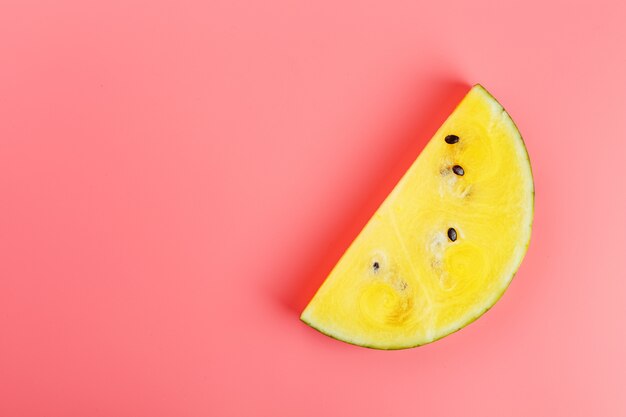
[[445, 136, 465, 176], [445, 135, 462, 242]]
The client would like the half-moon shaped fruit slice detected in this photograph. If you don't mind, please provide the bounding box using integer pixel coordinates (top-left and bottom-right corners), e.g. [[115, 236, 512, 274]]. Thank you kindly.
[[301, 84, 534, 349]]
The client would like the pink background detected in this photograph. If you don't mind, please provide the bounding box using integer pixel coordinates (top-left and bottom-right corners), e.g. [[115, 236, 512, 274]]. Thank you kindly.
[[1, 0, 625, 416]]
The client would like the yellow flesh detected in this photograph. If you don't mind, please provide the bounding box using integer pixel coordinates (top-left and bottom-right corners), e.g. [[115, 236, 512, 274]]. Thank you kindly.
[[301, 85, 534, 349]]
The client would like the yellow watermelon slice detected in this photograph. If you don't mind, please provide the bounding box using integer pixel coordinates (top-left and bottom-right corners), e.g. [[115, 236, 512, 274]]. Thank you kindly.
[[301, 84, 534, 349]]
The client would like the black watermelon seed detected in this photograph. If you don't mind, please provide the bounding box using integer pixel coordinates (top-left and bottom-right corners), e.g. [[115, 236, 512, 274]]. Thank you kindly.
[[452, 165, 465, 176], [373, 262, 380, 271], [447, 228, 457, 242], [445, 135, 460, 144]]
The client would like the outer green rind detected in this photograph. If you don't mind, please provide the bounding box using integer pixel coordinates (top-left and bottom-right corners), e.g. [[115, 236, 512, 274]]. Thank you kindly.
[[301, 84, 534, 350]]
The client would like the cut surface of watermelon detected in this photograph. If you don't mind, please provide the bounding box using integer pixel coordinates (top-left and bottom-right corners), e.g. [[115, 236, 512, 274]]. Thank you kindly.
[[301, 84, 534, 350]]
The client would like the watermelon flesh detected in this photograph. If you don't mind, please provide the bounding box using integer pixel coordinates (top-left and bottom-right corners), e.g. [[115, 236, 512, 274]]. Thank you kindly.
[[301, 84, 534, 350]]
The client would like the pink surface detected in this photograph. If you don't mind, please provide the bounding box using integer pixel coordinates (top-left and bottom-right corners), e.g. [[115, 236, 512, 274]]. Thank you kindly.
[[1, 0, 625, 416]]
